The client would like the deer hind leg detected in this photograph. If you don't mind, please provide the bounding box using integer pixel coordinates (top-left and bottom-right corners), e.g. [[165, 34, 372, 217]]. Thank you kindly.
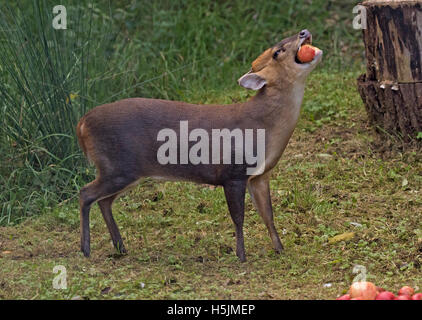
[[98, 194, 127, 254], [79, 175, 136, 257]]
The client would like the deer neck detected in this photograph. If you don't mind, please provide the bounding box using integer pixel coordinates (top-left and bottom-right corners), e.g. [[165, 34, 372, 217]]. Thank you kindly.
[[242, 81, 306, 173], [246, 81, 306, 129]]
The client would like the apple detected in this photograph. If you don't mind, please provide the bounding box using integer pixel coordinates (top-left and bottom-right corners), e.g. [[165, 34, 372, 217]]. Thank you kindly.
[[375, 291, 396, 300], [351, 297, 363, 300], [398, 286, 414, 297], [297, 45, 316, 63], [395, 295, 412, 300], [349, 281, 378, 300], [336, 294, 351, 300], [411, 293, 422, 300]]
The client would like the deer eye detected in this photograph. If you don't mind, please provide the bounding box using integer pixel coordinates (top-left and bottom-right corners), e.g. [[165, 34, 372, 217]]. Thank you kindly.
[[273, 47, 285, 59]]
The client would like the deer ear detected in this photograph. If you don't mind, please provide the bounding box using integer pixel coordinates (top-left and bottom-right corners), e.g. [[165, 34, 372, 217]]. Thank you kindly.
[[238, 71, 266, 90]]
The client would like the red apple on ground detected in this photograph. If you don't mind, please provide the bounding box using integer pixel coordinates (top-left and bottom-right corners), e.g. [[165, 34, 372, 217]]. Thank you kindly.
[[398, 286, 414, 297], [395, 295, 412, 300], [375, 291, 396, 300], [336, 294, 351, 300], [411, 293, 422, 300], [349, 281, 378, 300]]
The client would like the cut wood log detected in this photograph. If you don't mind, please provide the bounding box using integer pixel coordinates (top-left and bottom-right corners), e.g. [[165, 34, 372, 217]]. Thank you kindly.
[[362, 0, 422, 82], [358, 74, 422, 139], [358, 0, 422, 142]]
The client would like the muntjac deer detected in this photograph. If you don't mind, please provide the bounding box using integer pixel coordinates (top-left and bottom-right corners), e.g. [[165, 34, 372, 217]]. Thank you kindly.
[[77, 30, 322, 262]]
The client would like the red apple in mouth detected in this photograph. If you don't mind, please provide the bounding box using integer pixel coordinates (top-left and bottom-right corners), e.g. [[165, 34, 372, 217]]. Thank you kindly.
[[297, 44, 319, 63]]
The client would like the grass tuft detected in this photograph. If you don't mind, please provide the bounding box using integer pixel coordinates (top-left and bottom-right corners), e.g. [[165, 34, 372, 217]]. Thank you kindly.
[[0, 1, 364, 223]]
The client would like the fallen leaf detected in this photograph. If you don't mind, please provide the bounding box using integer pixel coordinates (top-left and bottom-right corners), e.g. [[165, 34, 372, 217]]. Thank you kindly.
[[317, 153, 333, 160], [349, 222, 363, 228], [328, 232, 355, 244]]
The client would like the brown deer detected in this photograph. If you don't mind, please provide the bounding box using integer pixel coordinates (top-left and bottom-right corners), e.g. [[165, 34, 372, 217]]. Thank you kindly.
[[76, 30, 322, 262]]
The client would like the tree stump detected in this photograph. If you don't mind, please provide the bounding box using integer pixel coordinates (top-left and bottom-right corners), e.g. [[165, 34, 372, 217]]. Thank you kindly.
[[357, 0, 422, 142]]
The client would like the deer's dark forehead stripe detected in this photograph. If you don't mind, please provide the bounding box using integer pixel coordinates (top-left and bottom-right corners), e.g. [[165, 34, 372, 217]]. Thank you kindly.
[[251, 33, 299, 72], [272, 34, 298, 49]]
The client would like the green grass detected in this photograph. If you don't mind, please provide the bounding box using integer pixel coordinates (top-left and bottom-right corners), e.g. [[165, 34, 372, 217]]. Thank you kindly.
[[0, 0, 364, 224], [1, 70, 421, 299], [0, 0, 100, 224], [1, 0, 420, 301]]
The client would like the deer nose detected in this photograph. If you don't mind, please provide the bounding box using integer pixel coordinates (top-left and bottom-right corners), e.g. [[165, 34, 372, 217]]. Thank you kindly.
[[299, 30, 310, 38]]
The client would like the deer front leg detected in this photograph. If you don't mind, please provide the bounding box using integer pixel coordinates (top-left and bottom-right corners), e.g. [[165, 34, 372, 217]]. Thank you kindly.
[[248, 173, 283, 253], [223, 180, 247, 262]]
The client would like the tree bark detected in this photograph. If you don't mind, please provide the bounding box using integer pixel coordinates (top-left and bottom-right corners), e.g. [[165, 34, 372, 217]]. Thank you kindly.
[[357, 0, 422, 142]]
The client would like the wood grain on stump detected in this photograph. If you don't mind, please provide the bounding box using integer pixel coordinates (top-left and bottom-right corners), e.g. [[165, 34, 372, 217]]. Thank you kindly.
[[357, 0, 422, 141]]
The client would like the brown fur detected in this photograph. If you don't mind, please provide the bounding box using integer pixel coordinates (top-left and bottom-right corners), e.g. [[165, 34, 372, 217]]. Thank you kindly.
[[252, 48, 272, 72], [77, 30, 322, 262]]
